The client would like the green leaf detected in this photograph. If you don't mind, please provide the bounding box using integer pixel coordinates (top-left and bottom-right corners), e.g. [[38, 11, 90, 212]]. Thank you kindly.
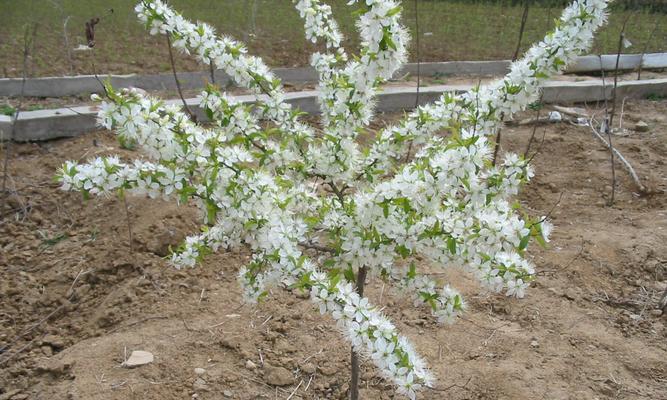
[[387, 5, 402, 17], [396, 244, 411, 258], [344, 266, 356, 283], [407, 262, 416, 280], [447, 236, 457, 255]]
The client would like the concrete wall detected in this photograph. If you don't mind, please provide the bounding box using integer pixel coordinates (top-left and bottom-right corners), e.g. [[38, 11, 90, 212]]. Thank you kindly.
[[5, 78, 665, 142], [1, 53, 664, 98]]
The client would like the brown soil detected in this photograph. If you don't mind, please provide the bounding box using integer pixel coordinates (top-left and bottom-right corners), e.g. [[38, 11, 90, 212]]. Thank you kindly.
[[1, 99, 666, 399]]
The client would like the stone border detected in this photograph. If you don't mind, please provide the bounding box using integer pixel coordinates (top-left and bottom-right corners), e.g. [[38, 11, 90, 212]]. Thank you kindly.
[[0, 53, 665, 98], [2, 78, 665, 142]]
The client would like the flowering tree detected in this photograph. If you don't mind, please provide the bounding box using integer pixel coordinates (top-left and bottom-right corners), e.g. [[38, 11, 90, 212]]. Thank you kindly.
[[58, 0, 609, 398]]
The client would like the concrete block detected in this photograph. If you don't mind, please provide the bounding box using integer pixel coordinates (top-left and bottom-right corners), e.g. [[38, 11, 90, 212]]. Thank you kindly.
[[0, 115, 12, 140], [7, 79, 667, 142], [541, 78, 667, 103], [565, 53, 667, 73], [643, 53, 667, 69], [13, 106, 98, 141], [3, 53, 665, 98]]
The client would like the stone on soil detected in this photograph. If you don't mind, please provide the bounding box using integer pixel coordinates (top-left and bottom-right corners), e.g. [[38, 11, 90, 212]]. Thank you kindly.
[[635, 120, 649, 132], [122, 350, 154, 368], [263, 365, 294, 386]]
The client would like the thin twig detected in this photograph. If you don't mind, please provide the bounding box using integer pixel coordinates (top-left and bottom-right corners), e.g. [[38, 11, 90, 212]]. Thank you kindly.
[[525, 127, 547, 166], [2, 24, 32, 210], [587, 115, 646, 193], [0, 264, 88, 363], [605, 16, 630, 205], [122, 194, 134, 253], [618, 96, 627, 132], [166, 34, 196, 121], [286, 379, 304, 400], [106, 315, 168, 334], [512, 2, 530, 61], [209, 59, 216, 84], [0, 333, 47, 366], [429, 376, 472, 392], [491, 118, 504, 166], [304, 374, 313, 391], [0, 305, 64, 358], [414, 0, 421, 109], [637, 17, 660, 80], [523, 105, 542, 158], [299, 241, 336, 255]]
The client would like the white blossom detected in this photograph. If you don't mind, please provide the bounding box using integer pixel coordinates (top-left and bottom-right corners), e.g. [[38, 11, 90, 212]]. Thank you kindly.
[[58, 1, 610, 398]]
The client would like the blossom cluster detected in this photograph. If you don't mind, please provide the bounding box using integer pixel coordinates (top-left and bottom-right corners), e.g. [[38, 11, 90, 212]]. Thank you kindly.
[[59, 1, 609, 398]]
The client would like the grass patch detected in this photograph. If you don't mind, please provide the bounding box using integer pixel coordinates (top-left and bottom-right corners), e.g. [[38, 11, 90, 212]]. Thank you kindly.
[[38, 231, 69, 248], [0, 104, 16, 116], [0, 0, 665, 77], [646, 93, 666, 101]]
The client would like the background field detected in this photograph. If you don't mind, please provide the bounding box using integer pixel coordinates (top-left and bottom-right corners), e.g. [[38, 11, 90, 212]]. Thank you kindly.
[[0, 0, 666, 78]]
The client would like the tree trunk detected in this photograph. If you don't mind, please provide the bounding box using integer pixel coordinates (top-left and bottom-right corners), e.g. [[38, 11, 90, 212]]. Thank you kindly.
[[349, 266, 368, 400]]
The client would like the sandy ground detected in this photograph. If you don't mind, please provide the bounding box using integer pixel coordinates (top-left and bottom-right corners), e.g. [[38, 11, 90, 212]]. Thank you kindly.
[[1, 99, 666, 399]]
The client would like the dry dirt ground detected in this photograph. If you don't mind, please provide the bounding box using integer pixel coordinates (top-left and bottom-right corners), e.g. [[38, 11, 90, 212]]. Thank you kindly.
[[1, 100, 666, 399]]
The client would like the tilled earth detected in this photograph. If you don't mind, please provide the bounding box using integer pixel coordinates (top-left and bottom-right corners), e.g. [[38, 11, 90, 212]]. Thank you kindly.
[[1, 99, 666, 399]]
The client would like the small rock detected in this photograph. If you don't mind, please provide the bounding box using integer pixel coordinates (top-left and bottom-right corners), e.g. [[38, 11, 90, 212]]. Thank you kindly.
[[245, 360, 257, 370], [6, 195, 21, 209], [563, 290, 577, 301], [193, 377, 209, 391], [635, 120, 649, 132], [275, 339, 293, 354], [122, 350, 154, 368], [42, 334, 65, 350], [35, 359, 74, 378], [263, 365, 294, 386], [530, 340, 539, 348], [0, 389, 21, 400], [194, 367, 206, 375], [31, 211, 44, 224], [41, 345, 53, 357], [317, 364, 337, 376], [650, 309, 663, 317], [223, 390, 233, 398], [548, 111, 562, 122], [300, 362, 316, 375]]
